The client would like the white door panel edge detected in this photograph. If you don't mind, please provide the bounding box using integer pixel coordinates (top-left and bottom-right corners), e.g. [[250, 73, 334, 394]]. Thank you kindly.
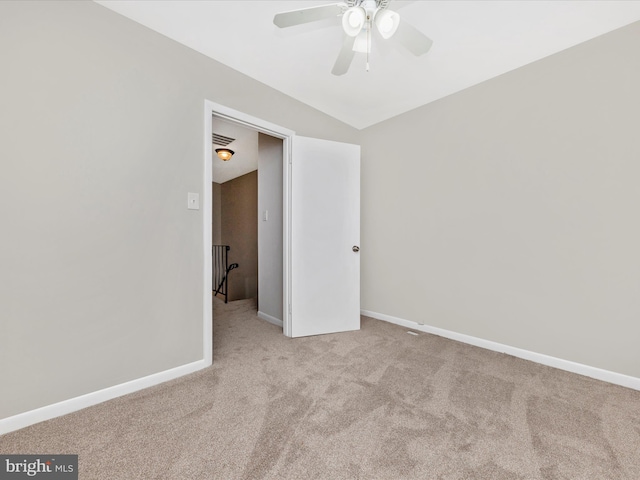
[[290, 136, 361, 337]]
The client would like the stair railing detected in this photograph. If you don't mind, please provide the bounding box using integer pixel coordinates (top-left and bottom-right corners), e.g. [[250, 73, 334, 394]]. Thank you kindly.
[[212, 245, 239, 303]]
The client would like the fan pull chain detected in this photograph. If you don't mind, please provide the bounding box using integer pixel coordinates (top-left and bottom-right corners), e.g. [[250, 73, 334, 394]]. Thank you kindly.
[[366, 17, 371, 72]]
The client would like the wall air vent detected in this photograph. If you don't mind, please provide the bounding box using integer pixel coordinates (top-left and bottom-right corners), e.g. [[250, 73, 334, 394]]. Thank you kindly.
[[212, 133, 235, 147]]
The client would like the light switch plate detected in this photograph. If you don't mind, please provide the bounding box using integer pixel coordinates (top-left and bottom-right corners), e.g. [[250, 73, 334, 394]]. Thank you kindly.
[[187, 192, 199, 210]]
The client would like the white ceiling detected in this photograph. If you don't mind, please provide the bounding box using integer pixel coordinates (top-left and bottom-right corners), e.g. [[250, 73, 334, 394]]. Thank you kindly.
[[95, 1, 640, 129]]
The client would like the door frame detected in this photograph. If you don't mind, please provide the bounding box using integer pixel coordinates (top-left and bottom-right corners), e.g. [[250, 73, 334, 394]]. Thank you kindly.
[[203, 101, 295, 363]]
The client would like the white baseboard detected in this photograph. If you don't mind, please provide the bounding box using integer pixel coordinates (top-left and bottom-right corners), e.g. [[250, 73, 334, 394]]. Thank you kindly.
[[0, 359, 209, 436], [361, 309, 640, 392], [258, 311, 283, 328]]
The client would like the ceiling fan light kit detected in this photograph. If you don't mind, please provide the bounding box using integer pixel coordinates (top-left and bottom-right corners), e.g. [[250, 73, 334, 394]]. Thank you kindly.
[[342, 7, 366, 36], [374, 9, 400, 39], [273, 0, 432, 76], [353, 30, 371, 54]]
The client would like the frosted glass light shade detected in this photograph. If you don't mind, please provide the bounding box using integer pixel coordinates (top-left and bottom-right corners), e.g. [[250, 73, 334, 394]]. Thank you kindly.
[[215, 148, 234, 161], [374, 9, 400, 39], [352, 30, 370, 53], [342, 7, 366, 37]]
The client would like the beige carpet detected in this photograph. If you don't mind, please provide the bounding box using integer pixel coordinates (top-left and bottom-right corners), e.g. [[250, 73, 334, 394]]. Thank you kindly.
[[2, 297, 639, 479]]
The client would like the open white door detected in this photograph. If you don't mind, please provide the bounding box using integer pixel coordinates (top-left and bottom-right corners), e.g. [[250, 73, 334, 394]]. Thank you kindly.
[[289, 136, 360, 337]]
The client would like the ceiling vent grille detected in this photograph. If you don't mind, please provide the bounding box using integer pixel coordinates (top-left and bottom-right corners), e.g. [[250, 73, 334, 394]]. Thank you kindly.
[[212, 133, 235, 146]]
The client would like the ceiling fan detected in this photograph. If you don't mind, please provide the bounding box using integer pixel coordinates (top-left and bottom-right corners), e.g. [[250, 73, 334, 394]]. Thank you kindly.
[[273, 0, 433, 75]]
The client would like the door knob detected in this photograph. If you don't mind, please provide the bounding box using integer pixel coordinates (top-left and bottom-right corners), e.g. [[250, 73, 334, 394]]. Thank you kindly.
[[352, 246, 360, 252]]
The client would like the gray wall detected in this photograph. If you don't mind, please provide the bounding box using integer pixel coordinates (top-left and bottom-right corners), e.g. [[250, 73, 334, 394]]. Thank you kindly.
[[258, 134, 284, 322], [221, 171, 258, 301], [360, 21, 640, 378], [0, 0, 359, 420]]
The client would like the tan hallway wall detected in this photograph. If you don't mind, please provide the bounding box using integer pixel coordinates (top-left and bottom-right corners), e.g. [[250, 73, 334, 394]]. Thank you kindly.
[[212, 182, 222, 245], [221, 171, 258, 301]]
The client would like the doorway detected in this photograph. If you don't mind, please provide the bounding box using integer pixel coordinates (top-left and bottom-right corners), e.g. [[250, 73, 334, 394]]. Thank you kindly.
[[203, 101, 294, 365], [211, 118, 283, 321], [203, 100, 361, 365]]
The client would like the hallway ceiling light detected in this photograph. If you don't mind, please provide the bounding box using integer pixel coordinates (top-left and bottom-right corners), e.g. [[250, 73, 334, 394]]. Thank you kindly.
[[215, 148, 234, 161]]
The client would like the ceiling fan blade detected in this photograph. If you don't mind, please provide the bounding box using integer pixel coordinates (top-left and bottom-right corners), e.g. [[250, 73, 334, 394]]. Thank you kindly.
[[393, 18, 433, 56], [331, 36, 357, 76], [274, 3, 345, 28]]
